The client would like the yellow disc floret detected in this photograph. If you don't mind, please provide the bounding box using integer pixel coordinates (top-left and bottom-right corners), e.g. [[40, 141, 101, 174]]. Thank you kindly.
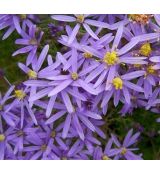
[[19, 14, 27, 19], [51, 131, 56, 138], [139, 43, 152, 57], [76, 15, 85, 23], [15, 90, 26, 100], [27, 70, 37, 79], [29, 38, 38, 45], [102, 155, 111, 160], [121, 147, 127, 155], [129, 14, 151, 24], [0, 134, 5, 142], [112, 77, 123, 90], [147, 65, 155, 74], [83, 52, 93, 58], [103, 51, 119, 66], [134, 64, 141, 68], [61, 157, 67, 160], [71, 72, 78, 80], [41, 144, 47, 151]]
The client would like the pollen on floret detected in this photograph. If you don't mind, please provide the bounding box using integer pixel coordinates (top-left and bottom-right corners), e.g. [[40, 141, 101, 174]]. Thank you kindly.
[[146, 65, 155, 75], [15, 90, 26, 100], [128, 14, 151, 24], [0, 134, 5, 142], [121, 147, 127, 155], [27, 70, 37, 79], [76, 15, 85, 23], [102, 155, 111, 160], [71, 72, 78, 80], [103, 51, 119, 66], [83, 52, 93, 58], [139, 43, 152, 57], [112, 77, 123, 90]]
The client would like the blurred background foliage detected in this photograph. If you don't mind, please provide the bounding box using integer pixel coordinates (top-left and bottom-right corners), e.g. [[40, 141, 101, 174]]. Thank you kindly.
[[0, 19, 160, 160]]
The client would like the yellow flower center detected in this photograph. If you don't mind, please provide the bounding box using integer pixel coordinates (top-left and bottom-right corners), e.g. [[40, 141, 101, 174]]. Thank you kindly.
[[83, 52, 93, 59], [71, 72, 78, 80], [103, 51, 119, 66], [139, 43, 152, 57], [41, 144, 47, 151], [19, 14, 27, 19], [61, 156, 67, 160], [147, 65, 155, 74], [102, 155, 111, 160], [76, 15, 85, 23], [0, 134, 5, 142], [29, 39, 38, 45], [134, 64, 141, 68], [15, 90, 26, 100], [129, 14, 151, 24], [112, 77, 123, 90], [0, 105, 2, 111], [51, 131, 56, 138], [121, 147, 127, 155], [27, 70, 37, 79]]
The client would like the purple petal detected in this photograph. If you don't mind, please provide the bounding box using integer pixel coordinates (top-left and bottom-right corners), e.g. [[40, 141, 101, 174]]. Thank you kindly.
[[83, 23, 99, 40], [121, 71, 145, 80], [51, 15, 76, 22], [45, 111, 66, 124], [62, 114, 72, 138], [48, 79, 73, 97], [68, 23, 80, 44]]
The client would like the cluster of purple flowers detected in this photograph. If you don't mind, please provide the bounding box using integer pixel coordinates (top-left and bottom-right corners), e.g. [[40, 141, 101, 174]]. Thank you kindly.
[[0, 14, 160, 160]]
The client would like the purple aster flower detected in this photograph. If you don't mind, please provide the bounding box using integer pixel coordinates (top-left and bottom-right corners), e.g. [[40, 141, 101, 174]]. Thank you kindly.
[[0, 86, 18, 127], [51, 14, 111, 44], [12, 23, 43, 65], [24, 49, 99, 116], [136, 63, 159, 99], [81, 28, 149, 92], [93, 138, 114, 160], [147, 87, 160, 113], [45, 101, 102, 140], [24, 133, 56, 160], [53, 139, 90, 160], [5, 84, 37, 127], [101, 70, 145, 108], [0, 14, 38, 40], [0, 125, 15, 160], [111, 129, 142, 160], [6, 119, 38, 154]]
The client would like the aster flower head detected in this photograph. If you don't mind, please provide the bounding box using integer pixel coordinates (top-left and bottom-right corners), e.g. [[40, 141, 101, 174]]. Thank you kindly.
[[0, 86, 18, 127], [52, 14, 111, 44], [45, 100, 103, 141], [0, 15, 39, 40], [101, 70, 145, 108], [111, 129, 142, 160], [12, 23, 44, 65]]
